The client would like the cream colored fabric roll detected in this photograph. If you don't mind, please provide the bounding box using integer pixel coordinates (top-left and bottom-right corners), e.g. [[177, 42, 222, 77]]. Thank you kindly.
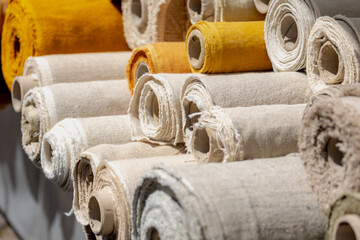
[[73, 142, 185, 226], [253, 0, 270, 14], [132, 156, 327, 240], [88, 154, 193, 239], [129, 73, 193, 145], [121, 0, 188, 49], [191, 104, 305, 163], [307, 16, 360, 93], [21, 80, 130, 167], [265, 0, 360, 72]]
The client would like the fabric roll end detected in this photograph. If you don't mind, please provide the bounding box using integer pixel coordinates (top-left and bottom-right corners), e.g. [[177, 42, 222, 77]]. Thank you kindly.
[[11, 75, 37, 112], [331, 214, 360, 240], [187, 0, 214, 24], [254, 0, 270, 14], [187, 29, 205, 72]]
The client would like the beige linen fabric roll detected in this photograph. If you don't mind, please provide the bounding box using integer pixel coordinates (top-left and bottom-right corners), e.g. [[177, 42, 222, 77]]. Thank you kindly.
[[191, 104, 305, 163], [129, 73, 193, 144], [73, 142, 185, 226], [265, 0, 360, 72], [88, 154, 193, 240], [21, 80, 130, 167], [121, 0, 188, 49], [12, 52, 132, 112], [132, 156, 327, 240], [307, 16, 360, 93], [253, 0, 270, 14]]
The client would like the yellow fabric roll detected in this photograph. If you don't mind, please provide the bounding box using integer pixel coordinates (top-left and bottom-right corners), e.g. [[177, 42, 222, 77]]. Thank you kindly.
[[126, 42, 191, 94], [186, 21, 272, 73], [2, 0, 129, 90]]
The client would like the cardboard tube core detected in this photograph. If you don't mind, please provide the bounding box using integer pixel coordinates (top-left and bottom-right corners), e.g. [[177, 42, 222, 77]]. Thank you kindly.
[[192, 127, 210, 161], [254, 0, 270, 14], [42, 139, 54, 171], [280, 13, 299, 51], [144, 92, 160, 129], [187, 29, 205, 70], [12, 75, 37, 112], [327, 138, 344, 168], [147, 227, 161, 240], [319, 42, 344, 84], [188, 0, 202, 15], [136, 62, 150, 82], [131, 0, 148, 33], [333, 214, 360, 240]]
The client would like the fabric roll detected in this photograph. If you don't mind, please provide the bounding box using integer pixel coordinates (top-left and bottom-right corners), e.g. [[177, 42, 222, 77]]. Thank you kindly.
[[88, 154, 192, 239], [121, 0, 188, 49], [21, 80, 130, 167], [253, 0, 270, 14], [191, 104, 304, 163], [186, 21, 272, 74], [307, 16, 360, 93], [129, 73, 193, 144], [326, 194, 360, 240], [0, 0, 6, 37], [73, 142, 185, 226], [12, 51, 132, 112], [187, 0, 264, 24], [265, 0, 360, 72], [300, 89, 360, 213], [132, 156, 327, 240], [126, 42, 191, 94], [2, 0, 129, 91]]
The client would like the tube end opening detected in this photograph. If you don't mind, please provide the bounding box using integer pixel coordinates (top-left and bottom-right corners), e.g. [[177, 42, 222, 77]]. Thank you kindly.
[[319, 42, 344, 84], [334, 215, 360, 240], [42, 139, 54, 171], [189, 102, 201, 126], [12, 78, 22, 112], [254, 0, 270, 14], [188, 0, 202, 15], [280, 14, 299, 52], [187, 29, 205, 70], [147, 227, 161, 240], [192, 127, 210, 162], [327, 138, 344, 168], [131, 0, 147, 33], [144, 91, 160, 129], [136, 62, 150, 82]]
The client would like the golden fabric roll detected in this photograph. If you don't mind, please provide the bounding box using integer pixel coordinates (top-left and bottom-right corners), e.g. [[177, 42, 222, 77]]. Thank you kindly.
[[2, 0, 129, 90], [186, 21, 272, 73], [126, 42, 191, 94]]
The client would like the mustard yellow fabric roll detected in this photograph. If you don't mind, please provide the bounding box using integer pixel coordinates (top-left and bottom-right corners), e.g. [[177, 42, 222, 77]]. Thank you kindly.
[[2, 0, 129, 90], [126, 42, 191, 94], [186, 21, 272, 73]]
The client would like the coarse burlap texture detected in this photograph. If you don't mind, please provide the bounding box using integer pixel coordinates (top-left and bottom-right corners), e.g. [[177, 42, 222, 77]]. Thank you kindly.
[[121, 0, 188, 49], [88, 154, 193, 239], [186, 21, 272, 74], [73, 142, 185, 227], [326, 194, 360, 240], [307, 16, 360, 93], [300, 87, 360, 213], [2, 0, 129, 90], [191, 104, 305, 163], [129, 73, 193, 145], [132, 156, 327, 240], [253, 0, 270, 14], [12, 51, 132, 112], [21, 80, 130, 167], [187, 0, 264, 24], [265, 0, 360, 72], [126, 42, 191, 94]]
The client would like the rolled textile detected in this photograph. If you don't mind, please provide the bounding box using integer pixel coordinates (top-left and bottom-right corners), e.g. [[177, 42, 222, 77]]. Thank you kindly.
[[12, 51, 132, 112], [187, 0, 264, 24], [253, 0, 270, 14], [300, 90, 360, 213], [0, 0, 6, 36], [21, 80, 130, 167], [307, 16, 360, 93], [2, 0, 129, 91], [73, 142, 185, 226], [265, 0, 360, 72], [186, 21, 272, 73], [129, 73, 193, 144], [121, 0, 188, 49], [88, 154, 193, 239], [191, 104, 304, 163], [326, 194, 360, 240], [132, 156, 327, 240]]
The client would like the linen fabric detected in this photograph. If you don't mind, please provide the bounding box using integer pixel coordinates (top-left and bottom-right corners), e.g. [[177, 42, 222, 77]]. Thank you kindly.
[[253, 0, 270, 14]]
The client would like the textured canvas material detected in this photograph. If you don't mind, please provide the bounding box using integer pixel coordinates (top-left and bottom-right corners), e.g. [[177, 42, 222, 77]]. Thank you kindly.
[[126, 42, 191, 94], [132, 156, 327, 240], [129, 73, 193, 144], [187, 21, 271, 73], [253, 0, 270, 14], [307, 16, 360, 92], [1, 0, 129, 90], [265, 0, 360, 72], [21, 80, 130, 167], [121, 0, 188, 49]]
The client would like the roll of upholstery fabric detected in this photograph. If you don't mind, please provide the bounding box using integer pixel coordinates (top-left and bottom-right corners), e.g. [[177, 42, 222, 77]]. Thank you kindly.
[[21, 80, 130, 167], [121, 0, 188, 49], [326, 194, 360, 240], [265, 0, 360, 72], [126, 42, 191, 94], [300, 87, 360, 213], [73, 142, 185, 226], [132, 156, 327, 240], [129, 73, 193, 144], [307, 16, 360, 93], [186, 21, 272, 74], [88, 154, 192, 239], [191, 104, 304, 163], [12, 51, 132, 112], [253, 0, 270, 14], [187, 0, 264, 24], [2, 0, 129, 91]]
